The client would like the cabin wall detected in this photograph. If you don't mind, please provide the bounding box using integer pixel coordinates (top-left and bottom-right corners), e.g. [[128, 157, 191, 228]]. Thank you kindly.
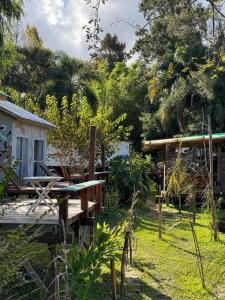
[[0, 111, 13, 164], [12, 120, 48, 176]]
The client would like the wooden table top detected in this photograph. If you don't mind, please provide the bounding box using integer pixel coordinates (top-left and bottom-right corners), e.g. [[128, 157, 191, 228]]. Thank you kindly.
[[24, 176, 63, 182]]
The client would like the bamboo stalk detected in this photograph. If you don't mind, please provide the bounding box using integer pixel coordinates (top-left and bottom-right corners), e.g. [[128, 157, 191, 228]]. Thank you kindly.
[[156, 195, 163, 239], [190, 218, 205, 288], [128, 233, 133, 264], [120, 233, 128, 298], [208, 115, 219, 241]]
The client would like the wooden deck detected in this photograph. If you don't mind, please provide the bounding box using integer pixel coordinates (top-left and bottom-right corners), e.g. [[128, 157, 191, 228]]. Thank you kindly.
[[0, 199, 96, 226]]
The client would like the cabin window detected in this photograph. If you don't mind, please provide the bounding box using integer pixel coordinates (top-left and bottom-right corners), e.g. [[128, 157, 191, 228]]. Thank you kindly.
[[33, 140, 45, 176], [16, 137, 29, 179]]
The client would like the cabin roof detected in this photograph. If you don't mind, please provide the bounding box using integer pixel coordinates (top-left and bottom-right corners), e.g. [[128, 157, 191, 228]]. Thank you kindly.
[[0, 93, 55, 128], [143, 132, 225, 151]]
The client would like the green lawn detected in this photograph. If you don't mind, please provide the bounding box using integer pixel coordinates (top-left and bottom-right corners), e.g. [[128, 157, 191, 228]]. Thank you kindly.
[[93, 204, 225, 300]]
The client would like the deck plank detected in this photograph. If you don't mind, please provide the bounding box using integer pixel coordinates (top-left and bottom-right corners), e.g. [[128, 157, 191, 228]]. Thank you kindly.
[[0, 199, 96, 225]]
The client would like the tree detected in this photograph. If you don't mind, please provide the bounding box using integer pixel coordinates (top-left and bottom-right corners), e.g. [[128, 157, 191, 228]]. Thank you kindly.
[[92, 103, 130, 169], [47, 51, 84, 102], [3, 46, 56, 104], [0, 0, 23, 46], [0, 1, 24, 84], [135, 0, 218, 139], [98, 33, 126, 71], [25, 25, 43, 48], [87, 60, 133, 167], [44, 94, 92, 177], [106, 61, 149, 150]]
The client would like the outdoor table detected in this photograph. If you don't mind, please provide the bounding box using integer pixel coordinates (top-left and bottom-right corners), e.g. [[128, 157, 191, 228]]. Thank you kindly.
[[23, 176, 63, 215]]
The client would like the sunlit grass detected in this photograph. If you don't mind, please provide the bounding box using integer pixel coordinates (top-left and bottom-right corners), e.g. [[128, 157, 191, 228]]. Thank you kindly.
[[93, 204, 225, 299]]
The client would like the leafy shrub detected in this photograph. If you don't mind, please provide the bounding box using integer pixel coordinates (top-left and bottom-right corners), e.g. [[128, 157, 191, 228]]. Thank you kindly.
[[105, 188, 121, 212], [69, 222, 124, 300], [109, 151, 152, 203]]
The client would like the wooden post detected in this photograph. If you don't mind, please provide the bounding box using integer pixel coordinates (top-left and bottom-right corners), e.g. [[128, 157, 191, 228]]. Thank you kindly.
[[81, 189, 88, 218], [163, 163, 166, 193], [71, 221, 80, 243], [208, 115, 219, 241], [120, 233, 128, 298], [95, 184, 102, 212], [192, 185, 197, 225], [59, 196, 68, 233], [156, 195, 162, 239], [217, 144, 221, 187], [128, 233, 133, 264], [88, 126, 96, 181], [110, 258, 117, 300]]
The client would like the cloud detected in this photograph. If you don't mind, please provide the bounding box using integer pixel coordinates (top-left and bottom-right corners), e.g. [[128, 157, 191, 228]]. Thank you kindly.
[[23, 0, 144, 60]]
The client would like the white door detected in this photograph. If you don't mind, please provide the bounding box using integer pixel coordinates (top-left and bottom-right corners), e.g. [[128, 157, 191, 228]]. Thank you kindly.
[[16, 137, 29, 179], [33, 140, 45, 176]]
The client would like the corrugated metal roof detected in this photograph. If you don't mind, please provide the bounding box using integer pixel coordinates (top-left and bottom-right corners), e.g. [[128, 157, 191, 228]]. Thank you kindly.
[[0, 99, 55, 128], [144, 132, 225, 151]]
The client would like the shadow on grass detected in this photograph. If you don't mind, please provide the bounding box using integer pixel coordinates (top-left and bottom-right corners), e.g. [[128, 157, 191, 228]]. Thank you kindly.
[[135, 217, 158, 232], [162, 238, 198, 257], [167, 232, 189, 242], [133, 259, 184, 294], [194, 222, 209, 228], [126, 276, 172, 300]]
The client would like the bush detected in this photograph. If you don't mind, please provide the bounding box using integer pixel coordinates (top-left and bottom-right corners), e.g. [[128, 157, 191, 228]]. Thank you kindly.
[[109, 151, 151, 204]]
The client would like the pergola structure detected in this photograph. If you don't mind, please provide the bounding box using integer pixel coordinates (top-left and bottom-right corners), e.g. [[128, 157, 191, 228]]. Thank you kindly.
[[143, 133, 225, 193]]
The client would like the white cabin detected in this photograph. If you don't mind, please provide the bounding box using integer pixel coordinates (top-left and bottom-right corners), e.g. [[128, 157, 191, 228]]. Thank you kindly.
[[46, 141, 132, 169], [0, 92, 55, 178]]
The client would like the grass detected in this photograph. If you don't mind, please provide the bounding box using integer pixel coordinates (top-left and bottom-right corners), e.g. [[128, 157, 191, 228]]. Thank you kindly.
[[92, 204, 225, 299], [3, 201, 225, 299]]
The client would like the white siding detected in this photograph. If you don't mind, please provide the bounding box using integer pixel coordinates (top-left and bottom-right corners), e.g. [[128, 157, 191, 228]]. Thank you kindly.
[[11, 120, 48, 176]]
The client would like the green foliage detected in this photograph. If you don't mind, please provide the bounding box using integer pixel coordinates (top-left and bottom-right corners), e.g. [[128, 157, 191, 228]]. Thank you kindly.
[[110, 152, 152, 203], [92, 103, 131, 162], [69, 221, 123, 300], [166, 154, 190, 198], [0, 227, 39, 296], [0, 0, 23, 46], [0, 41, 17, 81], [25, 25, 43, 48], [137, 0, 225, 138], [88, 60, 148, 150], [0, 153, 39, 297], [105, 188, 121, 212], [97, 33, 126, 71], [44, 94, 91, 175], [0, 163, 15, 201]]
